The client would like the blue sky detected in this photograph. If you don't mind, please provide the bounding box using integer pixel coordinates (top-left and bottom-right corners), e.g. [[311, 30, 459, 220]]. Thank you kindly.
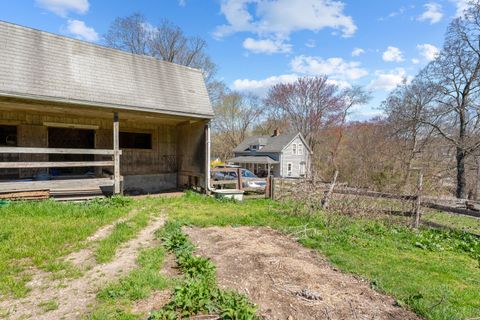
[[0, 0, 468, 119]]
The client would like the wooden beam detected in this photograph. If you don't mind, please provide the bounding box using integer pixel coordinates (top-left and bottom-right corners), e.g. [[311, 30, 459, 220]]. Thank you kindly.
[[0, 161, 114, 168], [43, 122, 100, 130], [0, 178, 114, 192], [0, 147, 119, 155], [113, 112, 121, 194]]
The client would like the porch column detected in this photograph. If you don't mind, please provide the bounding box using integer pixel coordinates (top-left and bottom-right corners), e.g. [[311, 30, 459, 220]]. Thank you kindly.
[[113, 112, 121, 194]]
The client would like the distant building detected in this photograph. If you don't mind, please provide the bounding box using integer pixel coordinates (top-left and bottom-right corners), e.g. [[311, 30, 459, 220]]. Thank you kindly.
[[228, 129, 312, 178]]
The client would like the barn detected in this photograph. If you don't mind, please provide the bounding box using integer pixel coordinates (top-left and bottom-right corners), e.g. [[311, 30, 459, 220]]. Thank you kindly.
[[0, 21, 213, 199]]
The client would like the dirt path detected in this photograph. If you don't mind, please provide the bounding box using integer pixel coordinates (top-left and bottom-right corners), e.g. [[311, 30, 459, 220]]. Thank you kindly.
[[185, 226, 421, 320], [65, 208, 141, 270], [0, 214, 165, 320]]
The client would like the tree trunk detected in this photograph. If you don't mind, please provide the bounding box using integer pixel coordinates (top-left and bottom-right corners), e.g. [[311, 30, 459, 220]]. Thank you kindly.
[[456, 147, 467, 199], [322, 169, 339, 210]]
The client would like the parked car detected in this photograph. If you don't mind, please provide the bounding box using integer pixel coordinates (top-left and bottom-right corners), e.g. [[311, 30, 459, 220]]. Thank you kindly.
[[212, 167, 266, 190]]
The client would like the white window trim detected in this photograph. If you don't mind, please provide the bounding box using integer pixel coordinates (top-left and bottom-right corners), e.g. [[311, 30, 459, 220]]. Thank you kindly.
[[292, 143, 297, 155], [287, 162, 292, 176], [298, 143, 303, 155]]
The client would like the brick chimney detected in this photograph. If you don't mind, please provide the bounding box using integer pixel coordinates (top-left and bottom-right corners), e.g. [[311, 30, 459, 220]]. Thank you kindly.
[[273, 128, 280, 137]]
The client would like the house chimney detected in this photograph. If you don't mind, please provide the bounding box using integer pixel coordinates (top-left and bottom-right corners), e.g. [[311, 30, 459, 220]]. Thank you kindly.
[[273, 128, 280, 137]]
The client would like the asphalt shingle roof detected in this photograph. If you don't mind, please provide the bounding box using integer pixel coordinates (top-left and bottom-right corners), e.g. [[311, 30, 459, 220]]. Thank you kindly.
[[0, 21, 213, 118], [233, 132, 298, 153]]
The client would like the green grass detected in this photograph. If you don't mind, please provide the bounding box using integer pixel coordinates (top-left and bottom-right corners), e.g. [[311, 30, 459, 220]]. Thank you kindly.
[[423, 210, 480, 235], [143, 192, 480, 320], [38, 299, 59, 312], [0, 197, 133, 298], [94, 206, 151, 264], [87, 233, 171, 319]]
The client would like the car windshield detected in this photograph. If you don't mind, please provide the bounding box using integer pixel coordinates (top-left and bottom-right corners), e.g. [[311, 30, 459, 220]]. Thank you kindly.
[[242, 169, 257, 178]]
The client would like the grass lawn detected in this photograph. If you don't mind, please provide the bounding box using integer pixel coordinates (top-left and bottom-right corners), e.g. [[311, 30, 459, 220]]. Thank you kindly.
[[87, 245, 171, 320], [1, 193, 478, 320], [423, 210, 480, 235], [0, 197, 133, 298], [145, 193, 480, 320]]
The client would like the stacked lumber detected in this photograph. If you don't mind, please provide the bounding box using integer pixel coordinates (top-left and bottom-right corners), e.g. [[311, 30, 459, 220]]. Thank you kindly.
[[0, 190, 50, 200]]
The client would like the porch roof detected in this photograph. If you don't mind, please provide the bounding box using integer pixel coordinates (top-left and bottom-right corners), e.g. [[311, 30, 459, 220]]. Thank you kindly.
[[0, 21, 213, 119], [227, 156, 279, 165]]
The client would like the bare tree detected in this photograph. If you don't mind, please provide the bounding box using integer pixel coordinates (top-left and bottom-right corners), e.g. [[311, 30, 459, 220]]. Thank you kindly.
[[382, 79, 436, 188], [104, 13, 220, 99], [321, 86, 371, 208], [104, 13, 150, 55], [264, 76, 343, 151], [419, 2, 480, 198], [212, 92, 263, 159]]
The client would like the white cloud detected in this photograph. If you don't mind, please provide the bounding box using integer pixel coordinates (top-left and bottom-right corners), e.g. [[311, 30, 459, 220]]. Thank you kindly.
[[214, 0, 357, 39], [412, 58, 420, 64], [232, 73, 351, 97], [290, 55, 368, 80], [450, 0, 469, 17], [369, 68, 410, 91], [232, 74, 299, 96], [418, 3, 443, 24], [178, 0, 186, 6], [243, 37, 292, 54], [66, 19, 99, 42], [417, 43, 440, 61], [351, 47, 365, 57], [36, 0, 89, 17], [382, 46, 404, 62]]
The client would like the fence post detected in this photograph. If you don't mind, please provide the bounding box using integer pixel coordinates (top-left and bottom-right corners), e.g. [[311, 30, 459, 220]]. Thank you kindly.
[[270, 176, 275, 199], [236, 168, 243, 190], [413, 170, 423, 228]]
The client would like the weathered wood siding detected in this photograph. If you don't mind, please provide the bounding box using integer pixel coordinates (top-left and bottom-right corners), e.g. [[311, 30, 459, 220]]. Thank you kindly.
[[0, 109, 178, 178], [280, 136, 310, 178], [177, 121, 207, 188]]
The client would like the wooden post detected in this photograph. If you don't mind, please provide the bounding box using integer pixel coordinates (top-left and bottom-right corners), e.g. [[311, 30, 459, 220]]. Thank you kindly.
[[266, 163, 271, 198], [236, 167, 243, 190], [270, 175, 275, 200], [113, 112, 121, 195], [475, 156, 480, 201], [413, 170, 423, 228]]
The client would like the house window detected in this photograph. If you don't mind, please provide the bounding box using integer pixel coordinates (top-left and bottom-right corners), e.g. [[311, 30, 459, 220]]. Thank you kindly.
[[292, 143, 297, 155], [287, 162, 292, 176], [250, 145, 258, 151], [298, 143, 303, 155], [120, 132, 152, 149], [0, 125, 17, 146]]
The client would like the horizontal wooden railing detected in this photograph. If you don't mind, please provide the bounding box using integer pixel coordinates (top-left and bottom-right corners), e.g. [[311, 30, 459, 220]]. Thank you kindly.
[[0, 147, 121, 169], [0, 147, 122, 195], [0, 147, 120, 155]]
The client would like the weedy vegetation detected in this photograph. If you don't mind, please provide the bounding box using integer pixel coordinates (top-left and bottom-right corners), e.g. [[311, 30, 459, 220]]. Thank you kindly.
[[149, 221, 258, 320], [150, 192, 480, 320]]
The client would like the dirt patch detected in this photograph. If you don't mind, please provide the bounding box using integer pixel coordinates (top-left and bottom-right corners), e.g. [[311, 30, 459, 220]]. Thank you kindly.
[[185, 226, 421, 320], [132, 290, 172, 316], [131, 253, 179, 316], [0, 215, 165, 320]]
